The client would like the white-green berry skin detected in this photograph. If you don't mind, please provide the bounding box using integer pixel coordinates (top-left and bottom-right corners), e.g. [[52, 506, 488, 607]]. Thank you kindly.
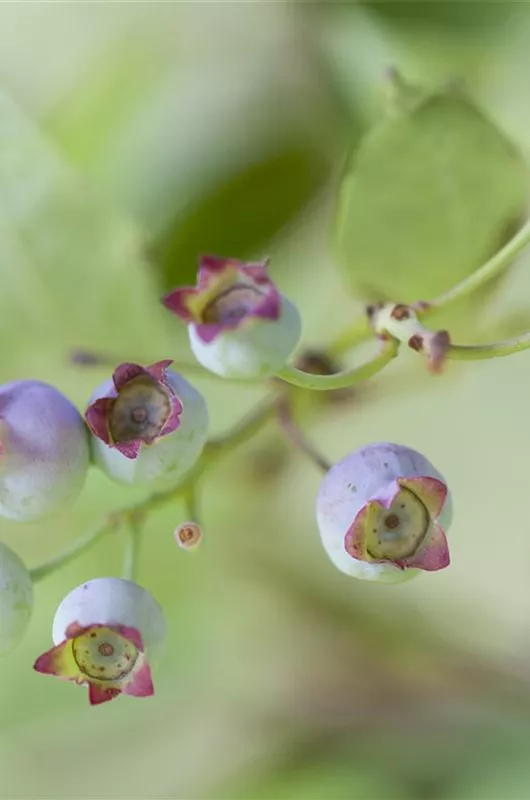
[[0, 541, 33, 654], [316, 443, 452, 584], [188, 295, 302, 379], [52, 578, 166, 666], [0, 380, 90, 522], [89, 370, 208, 487]]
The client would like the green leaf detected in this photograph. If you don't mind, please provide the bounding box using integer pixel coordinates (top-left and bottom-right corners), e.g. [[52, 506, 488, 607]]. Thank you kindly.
[[0, 86, 169, 371], [361, 0, 516, 35], [335, 78, 528, 303], [221, 756, 407, 800], [47, 36, 170, 168], [446, 722, 530, 800], [151, 140, 330, 291]]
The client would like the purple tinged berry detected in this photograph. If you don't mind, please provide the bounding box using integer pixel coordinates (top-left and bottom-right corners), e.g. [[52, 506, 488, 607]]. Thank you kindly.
[[0, 541, 33, 653], [85, 360, 208, 486], [162, 255, 301, 379], [316, 442, 452, 583], [33, 577, 166, 706], [0, 380, 89, 521]]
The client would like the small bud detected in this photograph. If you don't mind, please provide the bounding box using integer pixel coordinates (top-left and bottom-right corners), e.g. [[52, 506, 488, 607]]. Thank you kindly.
[[0, 542, 33, 654], [85, 360, 208, 486], [316, 442, 452, 583], [174, 521, 202, 550], [162, 255, 302, 379], [34, 577, 166, 705], [372, 303, 451, 374], [0, 380, 90, 521]]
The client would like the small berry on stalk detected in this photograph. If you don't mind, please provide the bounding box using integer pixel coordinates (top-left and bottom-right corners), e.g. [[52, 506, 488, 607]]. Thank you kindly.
[[86, 360, 208, 487], [316, 442, 452, 583], [162, 255, 301, 379], [34, 577, 166, 705], [0, 380, 89, 521]]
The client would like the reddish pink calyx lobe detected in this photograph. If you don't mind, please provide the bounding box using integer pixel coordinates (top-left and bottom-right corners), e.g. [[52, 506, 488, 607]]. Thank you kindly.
[[33, 623, 155, 706], [344, 501, 379, 560], [113, 624, 145, 651], [402, 522, 450, 571], [122, 661, 154, 697], [114, 440, 142, 459], [89, 684, 121, 705], [85, 398, 113, 446], [65, 621, 88, 639], [344, 476, 450, 574], [113, 360, 174, 390], [398, 476, 447, 518], [162, 254, 281, 343], [85, 359, 182, 459], [162, 288, 196, 324], [198, 254, 234, 286]]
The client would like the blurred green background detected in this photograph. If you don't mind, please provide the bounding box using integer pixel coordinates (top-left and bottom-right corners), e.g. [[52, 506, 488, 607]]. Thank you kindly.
[[2, 2, 530, 798]]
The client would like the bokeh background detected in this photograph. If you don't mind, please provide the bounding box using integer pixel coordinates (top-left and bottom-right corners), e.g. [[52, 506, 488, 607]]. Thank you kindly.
[[2, 2, 530, 798]]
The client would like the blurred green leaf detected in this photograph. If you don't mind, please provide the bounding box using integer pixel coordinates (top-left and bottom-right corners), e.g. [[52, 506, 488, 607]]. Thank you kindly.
[[151, 140, 330, 290], [0, 85, 168, 377], [222, 754, 407, 800], [334, 78, 528, 302], [47, 37, 169, 167], [361, 0, 516, 35], [444, 720, 530, 800]]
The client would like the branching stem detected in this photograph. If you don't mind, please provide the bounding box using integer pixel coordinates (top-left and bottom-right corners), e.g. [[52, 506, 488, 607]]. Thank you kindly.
[[276, 337, 399, 390], [276, 397, 332, 473], [447, 332, 530, 361], [29, 518, 117, 583], [31, 218, 530, 584]]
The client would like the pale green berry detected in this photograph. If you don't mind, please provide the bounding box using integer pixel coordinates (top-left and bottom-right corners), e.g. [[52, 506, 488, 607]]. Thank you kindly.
[[316, 442, 452, 583], [86, 360, 208, 487]]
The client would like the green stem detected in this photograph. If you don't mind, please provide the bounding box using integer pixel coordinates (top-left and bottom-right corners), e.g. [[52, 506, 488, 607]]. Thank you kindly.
[[29, 518, 116, 583], [142, 396, 278, 514], [276, 397, 331, 473], [122, 516, 144, 582], [424, 218, 530, 313], [275, 338, 399, 391], [208, 394, 278, 453], [182, 484, 199, 522], [27, 326, 390, 582], [447, 332, 530, 361]]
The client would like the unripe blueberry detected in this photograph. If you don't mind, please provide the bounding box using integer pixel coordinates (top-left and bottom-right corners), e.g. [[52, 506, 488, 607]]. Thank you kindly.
[[85, 360, 208, 487], [162, 255, 302, 379], [34, 577, 166, 705], [316, 443, 452, 583], [0, 380, 90, 521], [0, 541, 33, 653]]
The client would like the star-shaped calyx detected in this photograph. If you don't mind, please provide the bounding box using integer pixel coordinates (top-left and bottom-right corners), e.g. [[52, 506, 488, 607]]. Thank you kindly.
[[345, 476, 449, 571], [34, 622, 154, 706], [162, 255, 281, 344], [85, 360, 183, 460]]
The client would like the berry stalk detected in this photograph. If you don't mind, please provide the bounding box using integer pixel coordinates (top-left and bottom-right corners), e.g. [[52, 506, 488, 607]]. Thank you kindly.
[[275, 338, 399, 390]]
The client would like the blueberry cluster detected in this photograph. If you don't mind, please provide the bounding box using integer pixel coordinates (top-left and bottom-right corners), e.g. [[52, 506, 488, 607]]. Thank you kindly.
[[0, 254, 453, 705]]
